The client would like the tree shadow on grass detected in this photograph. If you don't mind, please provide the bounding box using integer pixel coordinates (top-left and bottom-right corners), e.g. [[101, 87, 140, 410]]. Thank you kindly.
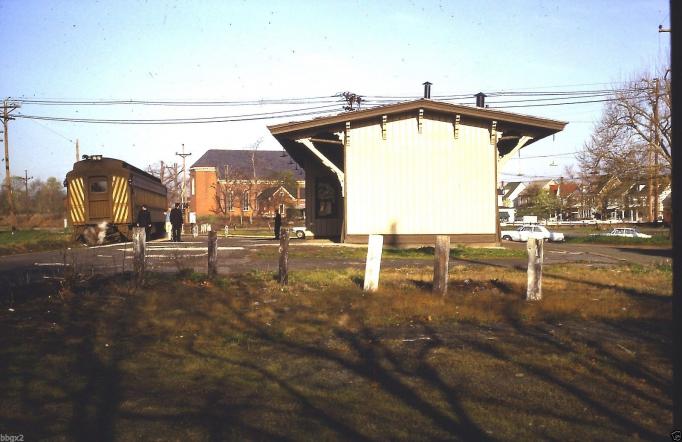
[[614, 247, 672, 258], [410, 279, 433, 291], [0, 270, 672, 440]]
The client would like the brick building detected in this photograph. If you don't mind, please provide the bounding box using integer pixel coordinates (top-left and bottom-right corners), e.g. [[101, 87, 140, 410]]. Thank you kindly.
[[189, 149, 305, 220]]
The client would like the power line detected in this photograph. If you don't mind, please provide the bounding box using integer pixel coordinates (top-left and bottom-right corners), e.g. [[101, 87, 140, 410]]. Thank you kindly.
[[489, 97, 619, 109], [11, 85, 650, 107], [14, 105, 340, 125], [508, 152, 579, 159], [485, 87, 648, 97], [12, 97, 620, 125], [500, 172, 564, 179], [14, 95, 342, 107], [23, 118, 75, 143], [9, 85, 652, 125], [491, 80, 640, 91]]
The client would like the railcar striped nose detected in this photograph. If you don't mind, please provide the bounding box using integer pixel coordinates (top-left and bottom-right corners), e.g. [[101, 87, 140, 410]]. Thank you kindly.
[[112, 175, 129, 223], [68, 177, 86, 223]]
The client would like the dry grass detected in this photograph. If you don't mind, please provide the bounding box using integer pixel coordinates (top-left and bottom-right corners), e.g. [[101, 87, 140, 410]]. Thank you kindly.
[[0, 262, 672, 440], [0, 229, 75, 256], [254, 245, 525, 261]]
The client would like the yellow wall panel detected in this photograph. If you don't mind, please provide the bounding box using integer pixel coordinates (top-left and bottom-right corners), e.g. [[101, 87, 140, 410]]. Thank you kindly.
[[68, 177, 86, 224], [112, 176, 130, 223], [346, 114, 496, 235]]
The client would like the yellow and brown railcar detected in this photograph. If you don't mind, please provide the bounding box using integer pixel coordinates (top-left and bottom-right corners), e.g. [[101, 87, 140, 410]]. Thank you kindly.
[[65, 155, 168, 242]]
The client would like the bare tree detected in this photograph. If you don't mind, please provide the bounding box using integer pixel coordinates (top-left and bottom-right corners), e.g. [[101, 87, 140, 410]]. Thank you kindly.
[[211, 165, 251, 223], [209, 138, 263, 225], [577, 68, 671, 179], [577, 68, 671, 221], [247, 138, 264, 224], [147, 161, 183, 206]]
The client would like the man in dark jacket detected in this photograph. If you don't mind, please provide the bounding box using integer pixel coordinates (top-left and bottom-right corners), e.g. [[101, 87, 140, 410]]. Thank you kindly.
[[136, 204, 152, 238], [169, 203, 183, 242], [274, 210, 282, 239]]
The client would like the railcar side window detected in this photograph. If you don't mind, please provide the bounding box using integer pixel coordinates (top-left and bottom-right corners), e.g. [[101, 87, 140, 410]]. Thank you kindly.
[[90, 177, 107, 193]]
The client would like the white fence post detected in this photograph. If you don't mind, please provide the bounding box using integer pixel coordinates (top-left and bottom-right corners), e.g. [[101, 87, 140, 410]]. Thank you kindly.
[[363, 235, 383, 292], [526, 238, 544, 301]]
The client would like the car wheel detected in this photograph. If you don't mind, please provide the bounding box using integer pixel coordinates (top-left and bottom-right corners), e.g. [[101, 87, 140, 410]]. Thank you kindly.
[[296, 230, 305, 239], [502, 235, 512, 241]]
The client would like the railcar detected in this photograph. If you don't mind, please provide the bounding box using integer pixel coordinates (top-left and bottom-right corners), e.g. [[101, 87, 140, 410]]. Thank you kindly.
[[65, 155, 168, 243]]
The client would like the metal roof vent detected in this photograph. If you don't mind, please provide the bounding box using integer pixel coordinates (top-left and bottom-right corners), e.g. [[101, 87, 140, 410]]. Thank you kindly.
[[475, 92, 486, 107], [423, 81, 432, 99]]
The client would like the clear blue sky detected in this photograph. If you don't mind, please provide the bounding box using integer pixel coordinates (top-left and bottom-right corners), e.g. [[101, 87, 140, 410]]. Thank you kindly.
[[0, 0, 670, 182]]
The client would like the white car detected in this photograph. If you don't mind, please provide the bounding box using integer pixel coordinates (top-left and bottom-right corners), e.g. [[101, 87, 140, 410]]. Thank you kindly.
[[500, 225, 565, 242], [289, 226, 313, 239], [602, 228, 652, 239]]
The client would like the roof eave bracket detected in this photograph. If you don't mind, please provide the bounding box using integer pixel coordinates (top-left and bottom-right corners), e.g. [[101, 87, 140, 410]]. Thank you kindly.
[[498, 135, 534, 169], [297, 137, 345, 197]]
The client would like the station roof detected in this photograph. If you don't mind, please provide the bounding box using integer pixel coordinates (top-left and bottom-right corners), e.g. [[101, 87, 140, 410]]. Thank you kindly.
[[268, 98, 567, 144]]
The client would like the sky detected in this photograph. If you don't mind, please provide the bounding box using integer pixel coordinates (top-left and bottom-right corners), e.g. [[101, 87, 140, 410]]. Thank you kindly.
[[0, 0, 671, 183]]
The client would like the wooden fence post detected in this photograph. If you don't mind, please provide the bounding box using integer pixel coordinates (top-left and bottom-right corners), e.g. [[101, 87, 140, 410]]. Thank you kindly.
[[208, 231, 218, 279], [363, 234, 383, 292], [433, 235, 450, 295], [526, 237, 544, 301], [132, 227, 146, 283], [279, 228, 289, 285]]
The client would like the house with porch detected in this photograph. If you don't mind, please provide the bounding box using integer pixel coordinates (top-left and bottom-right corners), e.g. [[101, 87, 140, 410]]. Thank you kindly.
[[561, 174, 671, 222], [498, 181, 527, 222], [268, 86, 567, 244]]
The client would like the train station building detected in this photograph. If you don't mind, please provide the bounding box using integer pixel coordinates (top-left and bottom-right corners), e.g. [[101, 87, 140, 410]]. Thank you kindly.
[[268, 91, 566, 245]]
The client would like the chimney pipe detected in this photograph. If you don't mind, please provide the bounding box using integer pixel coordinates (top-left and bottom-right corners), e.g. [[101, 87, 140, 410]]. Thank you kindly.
[[474, 92, 486, 107], [422, 81, 432, 99]]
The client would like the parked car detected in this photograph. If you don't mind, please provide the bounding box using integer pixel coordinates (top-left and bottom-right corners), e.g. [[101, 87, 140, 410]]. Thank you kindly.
[[500, 225, 565, 242], [598, 228, 652, 239], [289, 226, 313, 239]]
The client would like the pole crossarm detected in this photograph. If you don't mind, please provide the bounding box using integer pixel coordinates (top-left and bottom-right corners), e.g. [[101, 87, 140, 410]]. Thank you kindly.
[[175, 143, 192, 207]]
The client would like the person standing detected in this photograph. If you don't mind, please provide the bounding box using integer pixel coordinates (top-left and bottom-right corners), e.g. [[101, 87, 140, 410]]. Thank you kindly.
[[274, 209, 282, 239], [136, 204, 152, 238], [170, 203, 184, 242], [164, 207, 172, 240]]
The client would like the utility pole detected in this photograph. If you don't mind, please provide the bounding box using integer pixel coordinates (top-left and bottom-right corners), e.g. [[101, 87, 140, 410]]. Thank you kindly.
[[20, 170, 33, 213], [75, 138, 80, 162], [652, 78, 660, 222], [559, 176, 564, 221], [2, 99, 21, 231], [175, 144, 192, 220]]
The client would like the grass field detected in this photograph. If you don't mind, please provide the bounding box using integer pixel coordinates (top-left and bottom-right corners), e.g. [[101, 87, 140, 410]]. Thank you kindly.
[[255, 245, 526, 261], [0, 229, 75, 256], [0, 262, 672, 440]]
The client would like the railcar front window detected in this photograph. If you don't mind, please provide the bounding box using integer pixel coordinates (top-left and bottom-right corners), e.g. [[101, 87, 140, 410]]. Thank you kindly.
[[90, 178, 107, 193]]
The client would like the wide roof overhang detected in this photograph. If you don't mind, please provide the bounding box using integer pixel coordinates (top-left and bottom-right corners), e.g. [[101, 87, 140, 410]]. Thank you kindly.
[[270, 98, 566, 140], [268, 99, 568, 185]]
